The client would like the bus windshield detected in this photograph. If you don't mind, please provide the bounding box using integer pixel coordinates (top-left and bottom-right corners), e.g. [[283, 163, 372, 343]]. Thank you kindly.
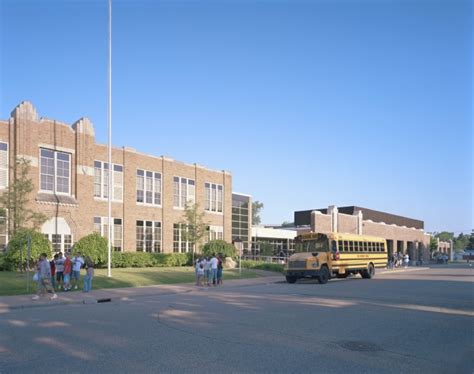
[[295, 237, 329, 253]]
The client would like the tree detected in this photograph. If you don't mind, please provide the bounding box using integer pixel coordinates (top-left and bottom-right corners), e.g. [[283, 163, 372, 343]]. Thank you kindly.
[[5, 229, 51, 271], [202, 240, 236, 258], [73, 232, 108, 265], [0, 157, 47, 236], [467, 230, 474, 250], [429, 236, 438, 253], [454, 233, 469, 251], [434, 231, 454, 242], [178, 202, 209, 260], [281, 221, 294, 228], [252, 200, 264, 225], [259, 242, 274, 256]]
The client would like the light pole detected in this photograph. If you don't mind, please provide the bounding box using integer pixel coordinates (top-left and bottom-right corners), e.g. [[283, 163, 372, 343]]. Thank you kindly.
[[107, 0, 113, 277]]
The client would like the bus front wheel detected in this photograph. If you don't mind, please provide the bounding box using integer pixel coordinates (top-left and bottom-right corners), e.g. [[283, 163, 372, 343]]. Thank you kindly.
[[318, 266, 330, 284], [286, 275, 297, 284]]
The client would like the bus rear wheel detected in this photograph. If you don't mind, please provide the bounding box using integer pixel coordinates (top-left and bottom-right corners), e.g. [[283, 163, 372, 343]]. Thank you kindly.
[[361, 264, 375, 279], [286, 275, 297, 284], [318, 266, 330, 284]]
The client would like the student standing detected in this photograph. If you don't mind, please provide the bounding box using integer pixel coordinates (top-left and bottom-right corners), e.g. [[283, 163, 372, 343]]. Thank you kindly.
[[83, 257, 94, 292], [50, 255, 57, 289], [71, 252, 84, 290], [210, 253, 218, 286], [63, 253, 72, 291], [54, 252, 65, 290]]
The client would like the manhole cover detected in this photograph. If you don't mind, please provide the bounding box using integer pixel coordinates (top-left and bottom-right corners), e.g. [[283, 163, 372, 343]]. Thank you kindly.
[[337, 341, 383, 352]]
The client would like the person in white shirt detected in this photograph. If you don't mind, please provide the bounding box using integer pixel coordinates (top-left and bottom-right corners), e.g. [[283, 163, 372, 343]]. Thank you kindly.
[[210, 254, 218, 286], [71, 252, 85, 290], [403, 253, 409, 268]]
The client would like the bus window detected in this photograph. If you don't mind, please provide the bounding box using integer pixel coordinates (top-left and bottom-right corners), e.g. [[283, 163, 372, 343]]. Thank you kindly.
[[376, 243, 381, 252], [367, 242, 372, 252], [338, 240, 344, 252], [348, 241, 354, 252], [381, 242, 385, 252], [358, 242, 363, 252], [353, 242, 359, 252], [344, 241, 349, 251], [331, 240, 337, 253]]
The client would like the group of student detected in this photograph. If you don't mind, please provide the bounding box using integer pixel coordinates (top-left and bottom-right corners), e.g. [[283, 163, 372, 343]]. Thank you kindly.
[[195, 253, 224, 287], [388, 252, 410, 269], [32, 251, 95, 300]]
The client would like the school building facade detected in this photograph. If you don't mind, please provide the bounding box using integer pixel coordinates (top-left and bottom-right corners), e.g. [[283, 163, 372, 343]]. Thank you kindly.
[[294, 205, 452, 262], [0, 102, 232, 253]]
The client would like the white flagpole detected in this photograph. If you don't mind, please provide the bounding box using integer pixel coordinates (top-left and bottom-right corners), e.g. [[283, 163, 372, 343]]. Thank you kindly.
[[107, 0, 113, 277]]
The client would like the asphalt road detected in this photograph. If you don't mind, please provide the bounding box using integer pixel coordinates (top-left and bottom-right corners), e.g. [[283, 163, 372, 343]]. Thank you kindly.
[[0, 265, 473, 374]]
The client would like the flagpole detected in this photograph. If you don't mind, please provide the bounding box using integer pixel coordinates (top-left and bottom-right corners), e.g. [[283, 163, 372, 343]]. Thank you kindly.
[[107, 0, 113, 277]]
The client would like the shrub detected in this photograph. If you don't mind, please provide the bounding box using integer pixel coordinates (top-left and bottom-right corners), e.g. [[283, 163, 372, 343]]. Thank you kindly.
[[73, 233, 108, 265], [0, 254, 11, 271], [5, 229, 52, 270], [110, 252, 192, 268], [240, 260, 284, 273], [201, 240, 236, 258]]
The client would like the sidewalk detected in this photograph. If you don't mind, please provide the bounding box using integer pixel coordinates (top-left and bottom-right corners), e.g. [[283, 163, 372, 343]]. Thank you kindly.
[[379, 266, 430, 275], [0, 272, 283, 313]]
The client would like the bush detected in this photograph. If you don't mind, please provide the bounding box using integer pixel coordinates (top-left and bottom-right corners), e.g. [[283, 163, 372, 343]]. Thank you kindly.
[[0, 254, 10, 271], [110, 252, 192, 268], [240, 260, 284, 273], [5, 229, 52, 270], [201, 240, 236, 258], [73, 233, 108, 265]]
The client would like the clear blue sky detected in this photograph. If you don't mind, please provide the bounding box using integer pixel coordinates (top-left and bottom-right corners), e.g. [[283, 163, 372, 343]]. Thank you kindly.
[[0, 0, 472, 233]]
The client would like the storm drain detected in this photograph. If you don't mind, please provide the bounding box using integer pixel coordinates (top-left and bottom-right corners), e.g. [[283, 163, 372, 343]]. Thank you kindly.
[[337, 340, 384, 352]]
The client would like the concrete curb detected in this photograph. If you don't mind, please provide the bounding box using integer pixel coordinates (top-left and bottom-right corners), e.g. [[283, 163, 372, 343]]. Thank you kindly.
[[379, 267, 430, 275]]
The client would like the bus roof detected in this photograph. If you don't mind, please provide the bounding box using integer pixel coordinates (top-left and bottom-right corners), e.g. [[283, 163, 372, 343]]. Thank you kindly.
[[298, 232, 386, 242]]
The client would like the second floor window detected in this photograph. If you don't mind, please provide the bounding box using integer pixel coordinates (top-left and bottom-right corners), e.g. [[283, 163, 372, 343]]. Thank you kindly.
[[136, 170, 161, 205], [0, 142, 8, 189], [173, 177, 195, 208], [205, 183, 223, 213], [94, 161, 123, 201], [40, 148, 71, 194]]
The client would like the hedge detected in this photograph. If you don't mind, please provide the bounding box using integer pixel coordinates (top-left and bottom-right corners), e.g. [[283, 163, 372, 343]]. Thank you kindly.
[[108, 252, 193, 268], [240, 260, 284, 273], [73, 233, 108, 265]]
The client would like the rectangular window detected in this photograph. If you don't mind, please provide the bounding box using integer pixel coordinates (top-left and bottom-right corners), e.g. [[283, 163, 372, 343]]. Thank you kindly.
[[0, 142, 8, 189], [173, 223, 192, 253], [338, 240, 344, 252], [205, 182, 224, 213], [64, 235, 72, 252], [94, 217, 123, 251], [136, 169, 161, 205], [52, 234, 62, 252], [173, 177, 195, 208], [208, 226, 224, 242], [41, 149, 64, 193], [136, 220, 161, 252], [94, 161, 123, 202], [0, 209, 7, 252]]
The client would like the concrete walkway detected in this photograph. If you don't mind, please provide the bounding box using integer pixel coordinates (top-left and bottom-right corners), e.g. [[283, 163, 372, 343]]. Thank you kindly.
[[0, 272, 282, 313], [0, 267, 432, 313]]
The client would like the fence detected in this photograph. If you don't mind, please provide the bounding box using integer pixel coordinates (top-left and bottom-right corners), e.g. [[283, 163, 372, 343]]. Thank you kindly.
[[242, 255, 287, 264]]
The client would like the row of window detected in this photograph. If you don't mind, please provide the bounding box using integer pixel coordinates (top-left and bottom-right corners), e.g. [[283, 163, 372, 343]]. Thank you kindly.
[[36, 148, 225, 212], [337, 240, 386, 252]]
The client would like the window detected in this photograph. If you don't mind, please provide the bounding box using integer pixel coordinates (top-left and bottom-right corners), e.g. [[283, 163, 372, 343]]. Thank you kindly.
[[93, 217, 123, 251], [359, 241, 363, 252], [208, 226, 224, 242], [136, 169, 161, 205], [173, 177, 195, 208], [381, 242, 385, 252], [94, 161, 123, 201], [0, 142, 8, 189], [52, 234, 62, 252], [0, 209, 6, 252], [136, 220, 161, 252], [173, 223, 192, 253], [205, 183, 223, 213], [338, 240, 344, 252], [41, 148, 71, 194], [349, 241, 354, 252], [64, 235, 72, 252]]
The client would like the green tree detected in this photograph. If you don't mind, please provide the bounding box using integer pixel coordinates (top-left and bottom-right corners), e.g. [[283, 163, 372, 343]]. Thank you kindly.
[[281, 221, 294, 228], [5, 229, 51, 271], [467, 230, 474, 250], [73, 232, 108, 265], [259, 242, 274, 256], [429, 236, 438, 253], [179, 202, 208, 260], [454, 233, 469, 251], [202, 240, 236, 258], [0, 157, 47, 236], [252, 200, 264, 225], [434, 231, 454, 242]]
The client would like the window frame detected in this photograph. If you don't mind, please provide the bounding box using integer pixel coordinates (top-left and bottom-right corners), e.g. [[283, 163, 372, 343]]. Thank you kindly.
[[94, 160, 123, 202], [40, 148, 71, 195], [136, 169, 162, 206]]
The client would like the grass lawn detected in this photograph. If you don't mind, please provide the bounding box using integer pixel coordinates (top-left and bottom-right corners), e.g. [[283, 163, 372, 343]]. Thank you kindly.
[[0, 267, 264, 296]]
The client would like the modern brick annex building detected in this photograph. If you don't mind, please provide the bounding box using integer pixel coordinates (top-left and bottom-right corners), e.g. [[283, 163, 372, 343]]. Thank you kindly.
[[0, 102, 232, 253], [294, 205, 452, 262]]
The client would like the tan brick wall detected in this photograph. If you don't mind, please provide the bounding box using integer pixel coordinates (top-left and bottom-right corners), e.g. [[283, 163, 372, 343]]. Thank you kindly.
[[0, 102, 233, 253], [338, 213, 358, 234]]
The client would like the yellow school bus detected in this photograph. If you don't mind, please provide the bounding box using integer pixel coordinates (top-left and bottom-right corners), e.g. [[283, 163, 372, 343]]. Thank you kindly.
[[284, 232, 388, 284]]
